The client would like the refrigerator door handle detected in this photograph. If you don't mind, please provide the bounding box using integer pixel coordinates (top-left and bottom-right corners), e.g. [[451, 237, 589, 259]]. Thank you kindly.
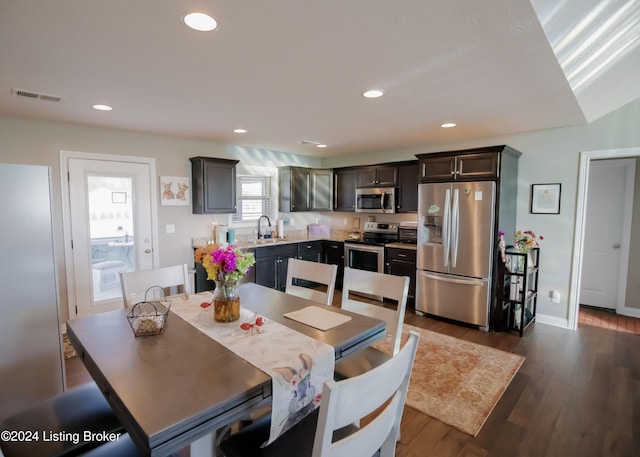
[[420, 271, 485, 287], [443, 188, 451, 267], [451, 188, 460, 268]]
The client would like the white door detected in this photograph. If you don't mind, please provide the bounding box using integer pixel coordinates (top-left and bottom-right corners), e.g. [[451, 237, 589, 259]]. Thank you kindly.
[[580, 159, 633, 310], [63, 153, 157, 318]]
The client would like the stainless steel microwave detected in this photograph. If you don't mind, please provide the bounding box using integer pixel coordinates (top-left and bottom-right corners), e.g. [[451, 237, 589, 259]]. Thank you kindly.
[[355, 187, 396, 213]]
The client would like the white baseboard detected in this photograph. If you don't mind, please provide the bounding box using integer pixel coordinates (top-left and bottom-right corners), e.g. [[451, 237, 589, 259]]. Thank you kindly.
[[619, 307, 640, 319], [535, 313, 570, 329]]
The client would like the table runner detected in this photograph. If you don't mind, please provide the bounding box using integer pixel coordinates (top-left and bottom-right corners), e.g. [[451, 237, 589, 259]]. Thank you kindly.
[[170, 292, 335, 445]]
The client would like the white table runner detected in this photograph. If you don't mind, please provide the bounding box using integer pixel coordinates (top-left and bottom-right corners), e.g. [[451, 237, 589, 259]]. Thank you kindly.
[[170, 292, 335, 445]]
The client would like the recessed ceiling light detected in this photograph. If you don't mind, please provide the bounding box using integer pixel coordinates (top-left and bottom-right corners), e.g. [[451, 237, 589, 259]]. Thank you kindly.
[[316, 144, 327, 148], [362, 89, 384, 98], [441, 122, 456, 128], [92, 104, 112, 111], [233, 128, 247, 133], [183, 12, 218, 32]]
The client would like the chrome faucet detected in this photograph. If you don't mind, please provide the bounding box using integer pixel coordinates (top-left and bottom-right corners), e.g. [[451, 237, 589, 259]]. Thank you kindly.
[[257, 215, 272, 239]]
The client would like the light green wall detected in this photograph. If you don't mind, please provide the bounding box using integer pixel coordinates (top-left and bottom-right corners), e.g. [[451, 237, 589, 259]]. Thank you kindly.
[[2, 97, 639, 326], [0, 117, 320, 322], [323, 98, 640, 323]]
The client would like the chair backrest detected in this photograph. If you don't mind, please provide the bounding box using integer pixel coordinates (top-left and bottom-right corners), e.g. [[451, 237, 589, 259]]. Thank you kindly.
[[120, 264, 190, 306], [341, 267, 409, 356], [312, 331, 419, 457], [285, 258, 338, 306]]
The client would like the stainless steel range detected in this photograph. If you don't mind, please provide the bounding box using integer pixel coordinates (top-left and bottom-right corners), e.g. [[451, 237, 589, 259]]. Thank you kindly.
[[344, 222, 399, 273]]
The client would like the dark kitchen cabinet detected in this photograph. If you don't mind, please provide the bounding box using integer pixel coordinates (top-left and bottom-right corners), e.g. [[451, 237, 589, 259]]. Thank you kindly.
[[190, 157, 239, 214], [297, 240, 323, 263], [333, 168, 356, 212], [418, 147, 506, 182], [254, 243, 297, 291], [311, 169, 333, 211], [323, 241, 344, 289], [385, 247, 416, 308], [356, 165, 398, 187], [279, 167, 334, 212], [279, 166, 311, 212], [396, 161, 419, 213]]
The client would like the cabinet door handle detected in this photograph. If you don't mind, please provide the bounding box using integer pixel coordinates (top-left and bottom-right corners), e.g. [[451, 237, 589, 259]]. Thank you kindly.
[[398, 253, 407, 257]]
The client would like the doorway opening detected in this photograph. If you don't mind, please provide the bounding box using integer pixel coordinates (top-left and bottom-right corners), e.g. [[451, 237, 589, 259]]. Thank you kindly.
[[569, 147, 640, 330]]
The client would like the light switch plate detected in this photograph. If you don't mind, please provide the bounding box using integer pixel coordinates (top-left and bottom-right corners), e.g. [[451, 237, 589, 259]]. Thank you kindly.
[[166, 224, 175, 234]]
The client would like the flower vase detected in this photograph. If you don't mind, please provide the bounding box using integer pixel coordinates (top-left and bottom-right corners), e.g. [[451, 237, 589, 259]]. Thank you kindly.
[[213, 280, 240, 322], [515, 252, 533, 273]]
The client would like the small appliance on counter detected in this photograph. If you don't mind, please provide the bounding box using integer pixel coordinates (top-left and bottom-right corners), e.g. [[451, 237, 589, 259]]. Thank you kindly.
[[398, 221, 418, 244]]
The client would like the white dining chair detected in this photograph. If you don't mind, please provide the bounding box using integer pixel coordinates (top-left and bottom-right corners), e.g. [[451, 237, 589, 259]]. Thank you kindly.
[[285, 258, 338, 306], [120, 264, 190, 306], [219, 331, 420, 457], [333, 267, 409, 380]]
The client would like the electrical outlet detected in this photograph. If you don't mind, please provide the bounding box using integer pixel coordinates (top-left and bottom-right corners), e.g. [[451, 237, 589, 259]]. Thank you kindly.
[[352, 217, 360, 229], [343, 218, 348, 226]]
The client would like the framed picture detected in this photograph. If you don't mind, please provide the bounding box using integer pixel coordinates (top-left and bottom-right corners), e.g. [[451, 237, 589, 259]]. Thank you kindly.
[[530, 183, 561, 214], [160, 176, 190, 206]]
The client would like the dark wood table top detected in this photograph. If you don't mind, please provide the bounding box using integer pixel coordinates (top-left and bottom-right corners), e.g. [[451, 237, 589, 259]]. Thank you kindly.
[[66, 282, 385, 456]]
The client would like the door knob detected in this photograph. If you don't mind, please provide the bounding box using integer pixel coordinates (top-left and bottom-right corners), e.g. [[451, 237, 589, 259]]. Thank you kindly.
[[612, 243, 620, 249], [145, 249, 152, 253]]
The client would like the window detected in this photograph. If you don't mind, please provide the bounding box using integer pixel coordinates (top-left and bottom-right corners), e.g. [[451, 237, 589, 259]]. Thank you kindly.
[[233, 174, 275, 223]]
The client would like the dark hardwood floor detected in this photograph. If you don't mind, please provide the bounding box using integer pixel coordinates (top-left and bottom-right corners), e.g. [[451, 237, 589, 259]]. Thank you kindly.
[[65, 299, 640, 457]]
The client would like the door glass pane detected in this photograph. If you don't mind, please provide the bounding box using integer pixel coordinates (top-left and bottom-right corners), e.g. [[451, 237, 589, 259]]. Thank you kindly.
[[88, 175, 135, 302]]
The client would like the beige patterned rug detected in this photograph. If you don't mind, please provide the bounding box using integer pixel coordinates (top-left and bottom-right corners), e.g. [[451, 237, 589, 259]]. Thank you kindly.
[[374, 324, 524, 436]]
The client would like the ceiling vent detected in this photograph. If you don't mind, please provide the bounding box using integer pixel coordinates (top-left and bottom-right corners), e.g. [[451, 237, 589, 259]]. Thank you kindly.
[[12, 88, 63, 102]]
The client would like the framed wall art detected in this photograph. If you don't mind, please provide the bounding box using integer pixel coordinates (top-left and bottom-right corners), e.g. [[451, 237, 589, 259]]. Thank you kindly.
[[160, 176, 190, 206], [530, 183, 561, 214]]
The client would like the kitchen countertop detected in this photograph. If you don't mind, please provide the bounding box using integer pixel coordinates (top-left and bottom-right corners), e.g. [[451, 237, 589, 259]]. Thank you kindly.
[[192, 231, 350, 250], [384, 242, 417, 250]]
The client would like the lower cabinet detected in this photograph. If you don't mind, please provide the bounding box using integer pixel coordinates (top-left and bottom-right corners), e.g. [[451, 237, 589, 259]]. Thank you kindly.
[[385, 247, 416, 308], [323, 241, 344, 289], [255, 243, 298, 291], [297, 241, 323, 263]]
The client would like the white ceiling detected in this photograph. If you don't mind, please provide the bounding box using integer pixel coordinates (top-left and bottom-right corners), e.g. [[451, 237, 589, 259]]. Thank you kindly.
[[1, 0, 638, 157]]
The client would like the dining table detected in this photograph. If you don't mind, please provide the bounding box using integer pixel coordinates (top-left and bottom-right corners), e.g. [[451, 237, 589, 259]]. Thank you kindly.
[[66, 282, 386, 457]]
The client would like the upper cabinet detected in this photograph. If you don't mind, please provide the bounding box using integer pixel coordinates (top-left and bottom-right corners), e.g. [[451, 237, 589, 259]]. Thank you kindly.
[[396, 161, 419, 213], [417, 145, 521, 182], [356, 165, 398, 187], [279, 166, 333, 212], [190, 157, 239, 214], [311, 169, 333, 211], [333, 168, 356, 212]]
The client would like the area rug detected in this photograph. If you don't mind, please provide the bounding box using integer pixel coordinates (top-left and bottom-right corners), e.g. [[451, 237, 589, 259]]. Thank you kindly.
[[374, 324, 524, 436]]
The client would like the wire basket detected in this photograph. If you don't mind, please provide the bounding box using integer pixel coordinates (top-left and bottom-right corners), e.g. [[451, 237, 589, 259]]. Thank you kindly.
[[126, 286, 172, 336]]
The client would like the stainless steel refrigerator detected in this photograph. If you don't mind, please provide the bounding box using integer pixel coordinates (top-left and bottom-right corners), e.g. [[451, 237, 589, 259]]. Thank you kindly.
[[0, 163, 64, 421], [416, 181, 495, 330]]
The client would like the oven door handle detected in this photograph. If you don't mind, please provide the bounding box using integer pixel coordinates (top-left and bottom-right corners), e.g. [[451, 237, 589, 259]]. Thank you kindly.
[[345, 243, 384, 254]]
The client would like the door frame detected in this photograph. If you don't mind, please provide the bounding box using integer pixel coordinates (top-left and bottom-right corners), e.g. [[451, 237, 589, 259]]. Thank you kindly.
[[60, 150, 159, 320], [569, 147, 638, 330]]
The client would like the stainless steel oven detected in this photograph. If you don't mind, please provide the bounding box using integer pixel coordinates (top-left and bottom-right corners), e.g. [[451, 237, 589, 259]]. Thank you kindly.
[[344, 242, 385, 273], [344, 222, 399, 273]]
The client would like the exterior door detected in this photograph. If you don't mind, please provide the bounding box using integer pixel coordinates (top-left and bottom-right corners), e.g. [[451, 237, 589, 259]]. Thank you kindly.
[[63, 153, 157, 318], [580, 159, 633, 310]]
